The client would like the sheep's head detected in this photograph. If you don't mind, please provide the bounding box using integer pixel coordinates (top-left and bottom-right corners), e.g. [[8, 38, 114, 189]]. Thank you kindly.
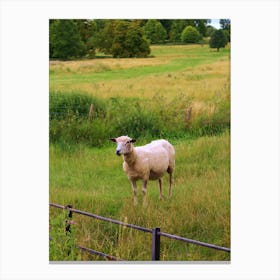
[[109, 136, 136, 156]]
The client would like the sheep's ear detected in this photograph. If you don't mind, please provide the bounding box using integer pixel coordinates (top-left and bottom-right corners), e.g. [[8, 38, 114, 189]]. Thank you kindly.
[[109, 138, 117, 142], [130, 139, 136, 143]]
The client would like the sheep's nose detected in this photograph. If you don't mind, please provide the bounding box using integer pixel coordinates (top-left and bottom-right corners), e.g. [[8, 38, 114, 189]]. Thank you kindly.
[[116, 150, 121, 156]]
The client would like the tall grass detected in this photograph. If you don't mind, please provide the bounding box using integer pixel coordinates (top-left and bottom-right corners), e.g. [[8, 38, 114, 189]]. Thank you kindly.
[[49, 132, 230, 261], [49, 89, 229, 147]]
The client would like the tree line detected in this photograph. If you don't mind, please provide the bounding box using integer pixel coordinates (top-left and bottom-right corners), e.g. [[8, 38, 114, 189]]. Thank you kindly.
[[49, 19, 230, 60]]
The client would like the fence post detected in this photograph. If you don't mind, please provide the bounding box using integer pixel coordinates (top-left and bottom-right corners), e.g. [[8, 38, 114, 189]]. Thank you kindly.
[[89, 104, 94, 120], [65, 204, 73, 233], [151, 227, 161, 261]]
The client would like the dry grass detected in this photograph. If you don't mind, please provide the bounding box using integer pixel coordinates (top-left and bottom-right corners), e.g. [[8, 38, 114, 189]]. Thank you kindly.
[[49, 56, 166, 74], [50, 57, 230, 123], [50, 60, 229, 99]]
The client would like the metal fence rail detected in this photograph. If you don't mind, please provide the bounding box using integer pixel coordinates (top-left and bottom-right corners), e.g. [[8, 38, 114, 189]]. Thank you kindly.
[[77, 245, 124, 261], [49, 202, 230, 261]]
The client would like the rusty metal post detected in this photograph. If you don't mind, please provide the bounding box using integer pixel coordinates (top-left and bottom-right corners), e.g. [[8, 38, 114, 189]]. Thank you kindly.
[[151, 227, 161, 261], [65, 204, 73, 233]]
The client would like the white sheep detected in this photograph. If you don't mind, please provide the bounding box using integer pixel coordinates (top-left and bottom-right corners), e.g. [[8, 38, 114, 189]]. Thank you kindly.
[[110, 136, 175, 206]]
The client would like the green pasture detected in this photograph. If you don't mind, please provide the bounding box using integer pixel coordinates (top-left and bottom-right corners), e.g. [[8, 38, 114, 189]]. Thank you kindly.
[[49, 44, 230, 97], [49, 44, 230, 261]]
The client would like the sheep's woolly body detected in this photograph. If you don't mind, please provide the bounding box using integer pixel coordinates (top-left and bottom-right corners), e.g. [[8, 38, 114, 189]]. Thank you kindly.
[[111, 136, 175, 206], [124, 140, 174, 181]]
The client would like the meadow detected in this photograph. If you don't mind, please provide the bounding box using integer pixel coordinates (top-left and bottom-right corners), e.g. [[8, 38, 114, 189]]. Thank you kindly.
[[49, 44, 230, 261]]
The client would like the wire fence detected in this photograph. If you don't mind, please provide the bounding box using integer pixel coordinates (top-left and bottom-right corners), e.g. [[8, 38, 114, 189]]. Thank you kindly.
[[49, 202, 230, 261]]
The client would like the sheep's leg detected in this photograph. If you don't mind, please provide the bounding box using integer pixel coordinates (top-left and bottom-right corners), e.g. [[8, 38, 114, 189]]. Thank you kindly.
[[131, 181, 138, 206], [142, 180, 148, 207], [169, 172, 173, 198], [158, 178, 164, 200]]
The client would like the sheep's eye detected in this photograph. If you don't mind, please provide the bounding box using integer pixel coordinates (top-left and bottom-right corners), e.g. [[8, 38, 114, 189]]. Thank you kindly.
[[125, 141, 130, 145]]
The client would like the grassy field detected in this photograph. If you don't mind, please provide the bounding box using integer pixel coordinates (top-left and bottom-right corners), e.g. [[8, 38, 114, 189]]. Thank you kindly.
[[49, 44, 230, 261]]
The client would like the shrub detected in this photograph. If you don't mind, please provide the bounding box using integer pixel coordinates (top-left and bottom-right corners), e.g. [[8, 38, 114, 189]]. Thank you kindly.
[[144, 19, 167, 44], [181, 26, 200, 43]]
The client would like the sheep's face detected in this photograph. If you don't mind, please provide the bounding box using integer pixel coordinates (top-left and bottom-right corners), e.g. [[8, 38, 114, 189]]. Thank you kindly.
[[110, 136, 136, 156]]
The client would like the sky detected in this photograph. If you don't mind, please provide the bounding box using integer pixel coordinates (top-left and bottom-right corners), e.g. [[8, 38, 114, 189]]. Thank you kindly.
[[209, 19, 221, 29]]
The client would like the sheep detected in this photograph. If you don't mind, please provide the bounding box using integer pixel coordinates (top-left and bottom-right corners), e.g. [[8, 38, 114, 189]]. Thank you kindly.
[[110, 136, 175, 206]]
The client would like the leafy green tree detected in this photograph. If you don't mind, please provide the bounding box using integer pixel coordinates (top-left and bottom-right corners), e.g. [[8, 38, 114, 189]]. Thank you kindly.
[[206, 25, 217, 37], [219, 19, 231, 30], [74, 20, 97, 57], [181, 26, 200, 43], [194, 19, 209, 36], [209, 29, 227, 51], [105, 20, 150, 58], [88, 20, 116, 55], [111, 20, 129, 57], [144, 19, 167, 43], [49, 20, 86, 59], [159, 19, 173, 40], [169, 20, 188, 42], [222, 29, 230, 44], [125, 22, 150, 57], [220, 19, 231, 42]]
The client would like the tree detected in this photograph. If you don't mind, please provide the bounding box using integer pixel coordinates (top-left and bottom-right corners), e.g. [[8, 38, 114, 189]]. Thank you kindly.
[[159, 19, 173, 40], [181, 26, 200, 43], [74, 20, 97, 57], [222, 29, 230, 44], [125, 22, 150, 57], [205, 25, 216, 37], [96, 20, 116, 54], [144, 19, 167, 44], [169, 20, 188, 42], [209, 29, 227, 51], [220, 19, 231, 42], [111, 20, 130, 57], [219, 19, 231, 30], [49, 20, 86, 59], [194, 19, 209, 37], [108, 20, 150, 58]]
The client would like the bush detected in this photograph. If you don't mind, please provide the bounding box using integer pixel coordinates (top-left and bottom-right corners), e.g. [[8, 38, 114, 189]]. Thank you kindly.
[[181, 26, 200, 43], [144, 19, 167, 44]]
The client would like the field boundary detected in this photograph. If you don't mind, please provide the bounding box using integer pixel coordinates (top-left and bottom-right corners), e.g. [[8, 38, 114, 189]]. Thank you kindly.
[[49, 202, 230, 261]]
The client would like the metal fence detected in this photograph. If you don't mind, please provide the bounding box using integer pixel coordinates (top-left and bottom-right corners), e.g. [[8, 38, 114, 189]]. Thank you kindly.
[[49, 202, 230, 261]]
